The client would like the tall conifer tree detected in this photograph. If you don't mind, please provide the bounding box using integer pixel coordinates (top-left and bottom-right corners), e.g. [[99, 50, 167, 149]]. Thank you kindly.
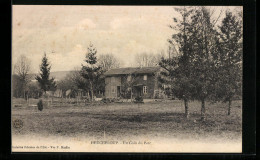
[[188, 7, 219, 121], [81, 43, 102, 101], [35, 53, 56, 93], [159, 7, 194, 118], [215, 11, 243, 115]]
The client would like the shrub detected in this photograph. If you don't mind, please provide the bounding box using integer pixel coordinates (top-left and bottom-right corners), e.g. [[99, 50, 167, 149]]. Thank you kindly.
[[101, 97, 122, 103], [14, 104, 22, 108], [37, 99, 43, 111], [101, 98, 110, 103], [134, 96, 143, 103]]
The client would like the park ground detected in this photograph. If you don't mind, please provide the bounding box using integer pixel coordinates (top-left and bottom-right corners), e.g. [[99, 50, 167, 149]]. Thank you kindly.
[[11, 98, 242, 152]]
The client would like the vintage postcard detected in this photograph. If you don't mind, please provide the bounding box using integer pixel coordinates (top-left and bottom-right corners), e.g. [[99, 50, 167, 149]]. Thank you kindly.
[[12, 5, 243, 152]]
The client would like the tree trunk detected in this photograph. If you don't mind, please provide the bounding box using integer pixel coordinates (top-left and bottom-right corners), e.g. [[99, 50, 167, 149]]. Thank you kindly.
[[27, 97, 29, 106], [228, 99, 232, 115], [184, 99, 189, 119], [60, 90, 63, 106], [130, 88, 133, 102], [91, 90, 94, 102], [47, 95, 50, 106], [77, 96, 78, 105], [27, 94, 29, 105], [201, 99, 206, 121], [90, 83, 94, 101]]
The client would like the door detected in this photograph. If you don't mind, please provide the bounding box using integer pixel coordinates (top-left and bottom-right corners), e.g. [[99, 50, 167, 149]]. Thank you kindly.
[[135, 86, 142, 97], [117, 86, 121, 97]]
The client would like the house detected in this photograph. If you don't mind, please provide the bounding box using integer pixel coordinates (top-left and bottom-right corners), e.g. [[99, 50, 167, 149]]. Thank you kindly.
[[104, 67, 164, 99]]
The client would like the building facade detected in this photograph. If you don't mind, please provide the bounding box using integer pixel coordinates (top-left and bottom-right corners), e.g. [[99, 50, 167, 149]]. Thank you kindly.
[[104, 67, 163, 99]]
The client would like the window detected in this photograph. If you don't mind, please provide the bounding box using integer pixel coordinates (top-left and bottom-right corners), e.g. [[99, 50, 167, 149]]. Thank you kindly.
[[143, 86, 147, 94], [143, 75, 147, 80], [127, 75, 131, 81], [111, 86, 116, 93]]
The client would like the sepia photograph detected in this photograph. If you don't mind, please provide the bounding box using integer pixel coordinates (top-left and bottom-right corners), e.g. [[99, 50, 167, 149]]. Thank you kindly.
[[12, 5, 243, 152]]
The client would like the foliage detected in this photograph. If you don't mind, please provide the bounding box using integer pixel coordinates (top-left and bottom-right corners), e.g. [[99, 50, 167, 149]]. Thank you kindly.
[[27, 82, 42, 98], [159, 6, 195, 118], [12, 74, 24, 98], [120, 73, 138, 101], [187, 7, 218, 100], [186, 7, 220, 120], [80, 43, 103, 101], [158, 58, 177, 95], [35, 53, 56, 93], [101, 98, 118, 103], [216, 11, 242, 100], [134, 95, 143, 103], [160, 7, 242, 119], [57, 68, 89, 97], [214, 11, 243, 115], [101, 97, 111, 103]]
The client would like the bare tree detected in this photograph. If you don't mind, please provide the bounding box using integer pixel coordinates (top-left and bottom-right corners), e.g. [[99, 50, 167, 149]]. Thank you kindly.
[[14, 55, 31, 81], [98, 53, 121, 72], [134, 52, 163, 67], [14, 55, 31, 99]]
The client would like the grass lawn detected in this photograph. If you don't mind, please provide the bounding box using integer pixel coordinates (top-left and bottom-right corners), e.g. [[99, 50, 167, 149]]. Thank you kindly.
[[12, 98, 242, 143]]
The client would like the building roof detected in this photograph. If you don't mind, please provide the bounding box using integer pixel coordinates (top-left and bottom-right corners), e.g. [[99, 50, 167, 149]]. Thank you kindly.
[[104, 67, 160, 76]]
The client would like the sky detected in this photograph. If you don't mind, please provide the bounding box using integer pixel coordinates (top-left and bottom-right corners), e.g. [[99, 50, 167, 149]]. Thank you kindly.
[[12, 5, 242, 73]]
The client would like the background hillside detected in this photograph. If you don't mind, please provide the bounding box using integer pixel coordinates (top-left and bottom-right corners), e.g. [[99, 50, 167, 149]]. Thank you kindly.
[[26, 71, 71, 82]]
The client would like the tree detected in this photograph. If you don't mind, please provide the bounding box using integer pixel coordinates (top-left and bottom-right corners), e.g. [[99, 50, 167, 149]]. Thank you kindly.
[[188, 7, 221, 121], [13, 55, 31, 99], [159, 6, 195, 118], [172, 7, 195, 118], [80, 43, 102, 101], [27, 82, 41, 98], [67, 68, 89, 92], [35, 53, 56, 93], [98, 54, 121, 72], [58, 68, 89, 98], [57, 79, 71, 96], [12, 74, 23, 98], [215, 11, 242, 115], [97, 53, 121, 96], [134, 52, 162, 67], [158, 57, 177, 97]]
